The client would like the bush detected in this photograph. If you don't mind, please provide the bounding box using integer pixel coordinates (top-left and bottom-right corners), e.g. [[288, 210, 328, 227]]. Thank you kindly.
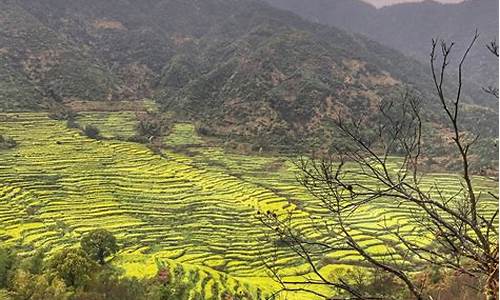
[[416, 267, 484, 300], [75, 270, 147, 300], [0, 135, 16, 150], [10, 270, 68, 300], [196, 125, 212, 136], [66, 119, 80, 129], [83, 125, 101, 140], [135, 112, 171, 141], [339, 268, 408, 299], [48, 105, 77, 121], [25, 205, 40, 216], [127, 135, 150, 144], [0, 248, 15, 288], [0, 137, 16, 149]]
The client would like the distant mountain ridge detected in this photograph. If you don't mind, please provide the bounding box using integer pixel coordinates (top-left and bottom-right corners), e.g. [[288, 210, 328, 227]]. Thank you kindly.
[[265, 0, 499, 95], [362, 0, 465, 9]]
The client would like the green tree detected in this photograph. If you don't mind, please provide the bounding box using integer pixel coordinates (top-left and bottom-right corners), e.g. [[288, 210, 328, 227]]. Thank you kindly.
[[10, 269, 34, 300], [73, 269, 147, 300], [0, 248, 15, 288], [10, 270, 68, 300], [147, 281, 192, 300], [49, 248, 97, 287], [30, 275, 68, 300], [80, 229, 119, 265], [17, 249, 45, 276]]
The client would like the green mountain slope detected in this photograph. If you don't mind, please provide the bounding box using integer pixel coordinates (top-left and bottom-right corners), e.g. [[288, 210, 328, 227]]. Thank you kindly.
[[0, 0, 497, 155], [0, 1, 125, 110], [265, 0, 499, 105]]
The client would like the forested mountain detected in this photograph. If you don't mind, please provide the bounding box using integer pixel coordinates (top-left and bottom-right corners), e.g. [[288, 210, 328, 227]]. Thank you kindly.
[[0, 0, 497, 153], [265, 0, 499, 94]]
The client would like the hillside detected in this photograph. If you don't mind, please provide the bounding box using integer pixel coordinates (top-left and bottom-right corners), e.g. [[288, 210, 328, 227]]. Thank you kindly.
[[265, 0, 499, 102], [0, 0, 497, 156], [0, 1, 124, 109]]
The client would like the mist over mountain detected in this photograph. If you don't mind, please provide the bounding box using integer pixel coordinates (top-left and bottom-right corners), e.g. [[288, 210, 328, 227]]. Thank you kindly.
[[362, 0, 464, 8]]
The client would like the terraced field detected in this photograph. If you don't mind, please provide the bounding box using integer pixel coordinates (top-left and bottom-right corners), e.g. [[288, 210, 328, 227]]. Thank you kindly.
[[75, 111, 139, 139], [0, 112, 497, 299]]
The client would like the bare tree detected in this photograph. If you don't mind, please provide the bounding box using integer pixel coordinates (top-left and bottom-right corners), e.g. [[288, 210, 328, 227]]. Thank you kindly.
[[487, 40, 499, 58], [484, 40, 499, 99], [260, 34, 499, 300]]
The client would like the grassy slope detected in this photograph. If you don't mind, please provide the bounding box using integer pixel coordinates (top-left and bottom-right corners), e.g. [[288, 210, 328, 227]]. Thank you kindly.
[[0, 112, 497, 299]]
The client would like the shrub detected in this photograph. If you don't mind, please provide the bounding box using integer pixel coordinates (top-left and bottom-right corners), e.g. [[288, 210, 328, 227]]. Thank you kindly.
[[66, 119, 80, 129], [135, 112, 171, 141], [25, 205, 40, 216], [196, 125, 211, 136], [48, 105, 77, 121], [146, 278, 192, 300], [127, 135, 150, 144], [75, 269, 147, 300], [10, 270, 68, 300], [416, 267, 484, 300], [0, 248, 15, 288], [83, 125, 101, 140], [340, 268, 408, 299], [0, 135, 16, 150]]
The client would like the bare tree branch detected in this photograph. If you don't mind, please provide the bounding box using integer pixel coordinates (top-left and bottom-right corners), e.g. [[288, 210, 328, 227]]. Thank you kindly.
[[259, 32, 498, 300]]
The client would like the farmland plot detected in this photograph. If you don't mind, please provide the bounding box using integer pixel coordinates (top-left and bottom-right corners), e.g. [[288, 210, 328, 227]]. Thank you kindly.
[[0, 113, 497, 299]]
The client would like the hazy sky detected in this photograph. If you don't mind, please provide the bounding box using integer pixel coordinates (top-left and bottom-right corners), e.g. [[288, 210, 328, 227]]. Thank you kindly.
[[362, 0, 465, 8]]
